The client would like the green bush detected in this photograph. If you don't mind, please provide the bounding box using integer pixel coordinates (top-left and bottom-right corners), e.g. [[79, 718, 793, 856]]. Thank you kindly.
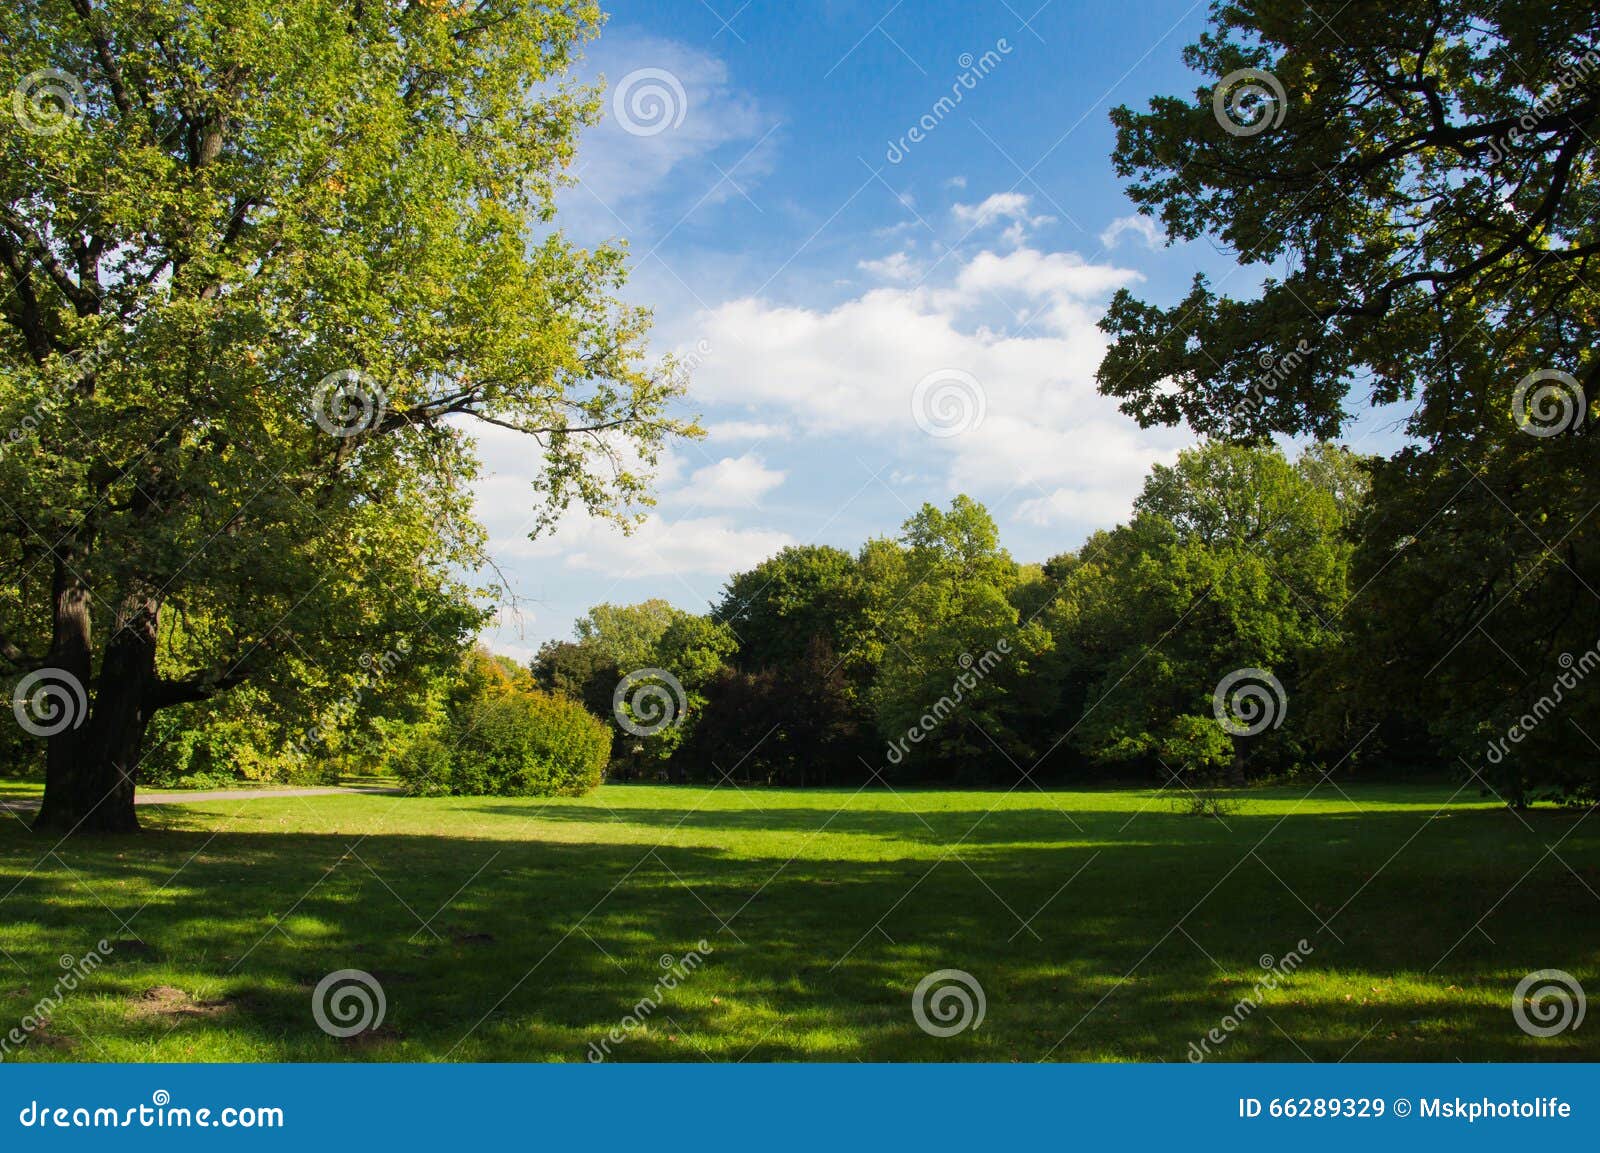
[[398, 688, 610, 797]]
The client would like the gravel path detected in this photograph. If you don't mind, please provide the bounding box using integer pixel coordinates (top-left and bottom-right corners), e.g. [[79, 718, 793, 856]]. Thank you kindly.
[[0, 785, 402, 812]]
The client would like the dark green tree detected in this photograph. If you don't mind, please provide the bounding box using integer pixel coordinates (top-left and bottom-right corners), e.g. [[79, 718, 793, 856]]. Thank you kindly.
[[1097, 0, 1599, 798]]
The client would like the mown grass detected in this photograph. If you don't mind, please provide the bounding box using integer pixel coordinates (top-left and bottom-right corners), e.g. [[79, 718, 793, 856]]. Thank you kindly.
[[0, 781, 1595, 1062]]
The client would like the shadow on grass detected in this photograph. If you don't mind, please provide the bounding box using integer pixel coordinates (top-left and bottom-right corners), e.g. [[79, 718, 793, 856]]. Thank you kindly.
[[0, 800, 1595, 1063]]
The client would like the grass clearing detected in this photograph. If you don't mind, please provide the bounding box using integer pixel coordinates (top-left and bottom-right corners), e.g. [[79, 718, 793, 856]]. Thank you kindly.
[[1, 782, 1596, 1061]]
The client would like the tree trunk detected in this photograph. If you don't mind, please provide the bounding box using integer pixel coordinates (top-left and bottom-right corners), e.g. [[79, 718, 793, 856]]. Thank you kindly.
[[34, 588, 159, 835]]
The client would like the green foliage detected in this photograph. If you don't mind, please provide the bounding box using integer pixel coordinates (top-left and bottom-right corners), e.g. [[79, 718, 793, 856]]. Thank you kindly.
[[1096, 0, 1599, 799], [714, 545, 858, 671], [1173, 791, 1243, 820], [0, 0, 696, 826], [1055, 443, 1358, 779], [398, 652, 610, 797], [530, 639, 620, 720], [573, 601, 687, 674], [869, 497, 1053, 779], [681, 636, 863, 787]]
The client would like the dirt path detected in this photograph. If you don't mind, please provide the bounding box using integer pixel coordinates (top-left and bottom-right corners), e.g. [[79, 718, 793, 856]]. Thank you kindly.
[[0, 785, 402, 813]]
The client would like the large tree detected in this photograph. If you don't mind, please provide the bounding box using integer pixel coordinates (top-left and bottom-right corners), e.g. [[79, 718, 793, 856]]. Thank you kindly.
[[1057, 443, 1359, 779], [1, 1, 694, 831], [1097, 0, 1599, 798]]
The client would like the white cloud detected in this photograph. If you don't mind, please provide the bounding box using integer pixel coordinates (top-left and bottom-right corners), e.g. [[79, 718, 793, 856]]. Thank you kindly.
[[858, 250, 923, 282], [1099, 213, 1164, 250], [506, 511, 793, 580], [681, 453, 787, 508], [703, 420, 790, 442], [469, 425, 789, 583], [682, 242, 1190, 530], [951, 192, 1055, 245]]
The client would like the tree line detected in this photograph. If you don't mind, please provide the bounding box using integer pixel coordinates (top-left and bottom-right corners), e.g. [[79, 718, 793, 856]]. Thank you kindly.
[[532, 440, 1591, 804]]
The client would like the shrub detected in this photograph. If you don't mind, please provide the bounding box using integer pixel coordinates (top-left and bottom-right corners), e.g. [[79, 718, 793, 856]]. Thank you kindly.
[[1172, 792, 1242, 820], [398, 688, 610, 797]]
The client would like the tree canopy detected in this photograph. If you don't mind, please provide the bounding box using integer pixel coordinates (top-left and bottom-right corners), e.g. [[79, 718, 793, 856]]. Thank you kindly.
[[1, 1, 696, 831], [1097, 0, 1599, 802]]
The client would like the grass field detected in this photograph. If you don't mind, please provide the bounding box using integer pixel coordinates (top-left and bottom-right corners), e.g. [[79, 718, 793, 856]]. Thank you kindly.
[[1, 781, 1596, 1062]]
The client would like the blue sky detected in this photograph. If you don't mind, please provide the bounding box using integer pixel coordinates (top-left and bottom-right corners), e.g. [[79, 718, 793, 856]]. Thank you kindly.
[[476, 0, 1403, 659]]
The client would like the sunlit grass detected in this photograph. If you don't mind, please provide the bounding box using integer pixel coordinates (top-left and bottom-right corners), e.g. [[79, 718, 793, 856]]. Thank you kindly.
[[0, 781, 1594, 1061]]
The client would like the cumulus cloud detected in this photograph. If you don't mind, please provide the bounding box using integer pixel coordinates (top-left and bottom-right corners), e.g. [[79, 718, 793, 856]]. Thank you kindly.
[[858, 250, 923, 282], [682, 453, 787, 509], [505, 511, 794, 580], [703, 420, 790, 442], [951, 192, 1055, 245], [468, 425, 789, 590], [1099, 213, 1164, 250], [681, 239, 1189, 530]]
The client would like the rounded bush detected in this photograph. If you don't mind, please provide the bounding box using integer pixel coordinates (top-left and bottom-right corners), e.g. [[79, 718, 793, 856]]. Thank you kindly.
[[400, 688, 610, 797]]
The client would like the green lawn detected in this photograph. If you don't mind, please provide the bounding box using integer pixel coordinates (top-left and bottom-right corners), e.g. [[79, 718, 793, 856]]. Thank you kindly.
[[1, 781, 1596, 1061]]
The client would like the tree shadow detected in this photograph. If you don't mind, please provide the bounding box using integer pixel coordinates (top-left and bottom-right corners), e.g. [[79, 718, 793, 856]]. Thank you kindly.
[[0, 799, 1594, 1062]]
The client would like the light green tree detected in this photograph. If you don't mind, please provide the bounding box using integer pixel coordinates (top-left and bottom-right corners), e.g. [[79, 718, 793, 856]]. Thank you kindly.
[[0, 2, 696, 831]]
